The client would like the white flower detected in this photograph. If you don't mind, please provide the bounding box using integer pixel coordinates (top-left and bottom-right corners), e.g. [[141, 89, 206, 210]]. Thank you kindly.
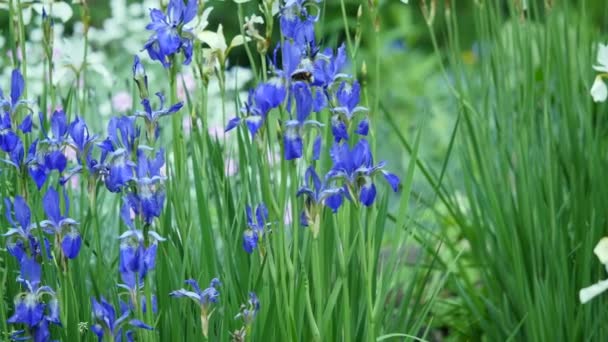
[[197, 25, 250, 68], [590, 76, 607, 102], [594, 238, 608, 265], [244, 15, 265, 39], [580, 237, 608, 303], [594, 43, 608, 73], [580, 279, 608, 304]]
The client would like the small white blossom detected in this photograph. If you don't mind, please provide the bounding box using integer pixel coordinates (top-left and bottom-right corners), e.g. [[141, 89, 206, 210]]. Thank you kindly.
[[591, 76, 607, 102], [593, 43, 608, 73], [580, 237, 608, 303]]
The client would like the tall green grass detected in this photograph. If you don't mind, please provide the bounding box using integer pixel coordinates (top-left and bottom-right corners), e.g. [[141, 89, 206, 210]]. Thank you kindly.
[[411, 1, 608, 340]]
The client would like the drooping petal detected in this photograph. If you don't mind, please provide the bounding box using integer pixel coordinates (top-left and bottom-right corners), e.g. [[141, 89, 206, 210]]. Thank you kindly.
[[382, 171, 401, 192], [61, 232, 82, 259], [225, 117, 241, 132], [355, 118, 369, 136], [244, 116, 264, 137], [10, 69, 24, 105], [324, 192, 343, 213], [42, 188, 62, 224], [580, 278, 608, 304], [18, 114, 32, 133], [331, 116, 348, 142], [284, 124, 303, 160], [13, 196, 31, 231], [129, 319, 154, 330], [243, 230, 259, 254], [359, 181, 377, 207]]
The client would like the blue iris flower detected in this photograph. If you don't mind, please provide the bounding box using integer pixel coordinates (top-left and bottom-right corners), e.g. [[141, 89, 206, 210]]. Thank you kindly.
[[125, 148, 166, 224], [284, 82, 323, 160], [297, 166, 344, 217], [330, 81, 369, 142], [68, 117, 97, 160], [170, 278, 221, 307], [40, 188, 81, 259], [328, 139, 400, 206], [42, 109, 69, 147], [280, 0, 320, 48], [136, 92, 183, 141], [144, 0, 198, 67], [3, 196, 41, 261], [1, 138, 50, 190], [170, 278, 220, 338], [91, 296, 153, 342], [225, 81, 286, 138], [8, 257, 61, 342], [242, 204, 269, 254], [98, 116, 139, 192], [313, 44, 348, 88], [0, 113, 20, 152], [0, 69, 33, 117], [118, 201, 165, 294]]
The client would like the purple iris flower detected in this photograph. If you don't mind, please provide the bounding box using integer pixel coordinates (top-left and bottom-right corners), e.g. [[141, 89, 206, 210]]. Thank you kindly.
[[283, 82, 323, 160], [297, 166, 344, 220], [40, 188, 81, 259], [124, 148, 166, 224], [8, 257, 61, 341], [98, 116, 139, 192], [136, 93, 183, 141], [280, 0, 320, 48], [242, 204, 269, 254], [225, 81, 286, 138], [0, 69, 32, 117], [91, 296, 153, 342], [3, 196, 41, 261], [0, 113, 19, 152], [330, 81, 369, 142], [144, 0, 198, 67], [328, 139, 400, 206], [68, 117, 97, 160], [170, 278, 221, 307], [118, 201, 165, 294], [312, 44, 348, 88]]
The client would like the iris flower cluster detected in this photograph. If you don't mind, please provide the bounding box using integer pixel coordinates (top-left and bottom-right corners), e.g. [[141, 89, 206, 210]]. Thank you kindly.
[[225, 0, 401, 244], [1, 50, 178, 341], [0, 70, 81, 340]]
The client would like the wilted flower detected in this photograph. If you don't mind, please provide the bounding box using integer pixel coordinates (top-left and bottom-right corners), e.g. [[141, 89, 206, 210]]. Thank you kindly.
[[242, 204, 269, 254], [237, 292, 260, 324]]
